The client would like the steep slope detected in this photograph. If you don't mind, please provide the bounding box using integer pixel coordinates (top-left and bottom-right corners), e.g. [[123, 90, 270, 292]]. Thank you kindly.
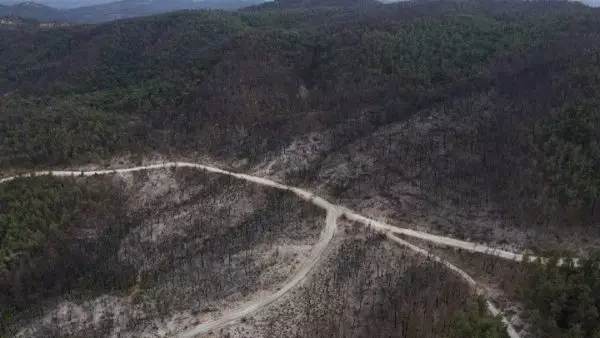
[[0, 163, 515, 338]]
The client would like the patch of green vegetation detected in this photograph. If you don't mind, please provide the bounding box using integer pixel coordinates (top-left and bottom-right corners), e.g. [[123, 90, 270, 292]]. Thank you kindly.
[[1, 3, 590, 169], [525, 253, 600, 338], [532, 104, 600, 224], [450, 297, 509, 338], [0, 176, 134, 327], [0, 176, 115, 266], [0, 97, 132, 167]]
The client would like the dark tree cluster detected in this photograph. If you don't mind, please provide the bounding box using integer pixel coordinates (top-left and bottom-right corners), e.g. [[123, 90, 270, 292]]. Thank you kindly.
[[0, 176, 134, 334], [525, 253, 600, 338]]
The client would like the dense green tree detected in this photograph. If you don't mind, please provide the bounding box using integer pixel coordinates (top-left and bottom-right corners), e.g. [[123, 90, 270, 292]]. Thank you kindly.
[[0, 176, 134, 330], [450, 297, 509, 338], [525, 253, 600, 338], [531, 105, 600, 223]]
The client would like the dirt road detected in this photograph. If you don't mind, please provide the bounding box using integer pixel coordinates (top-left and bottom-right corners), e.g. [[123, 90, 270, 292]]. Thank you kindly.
[[2, 161, 532, 337]]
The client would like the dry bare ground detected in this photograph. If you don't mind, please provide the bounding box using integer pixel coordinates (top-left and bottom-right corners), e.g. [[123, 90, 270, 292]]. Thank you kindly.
[[9, 168, 325, 338], [255, 99, 600, 255], [221, 221, 484, 338], [4, 161, 564, 338]]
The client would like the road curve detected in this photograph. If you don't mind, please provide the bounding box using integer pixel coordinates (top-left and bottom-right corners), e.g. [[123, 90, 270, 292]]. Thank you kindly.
[[0, 162, 551, 263], [0, 162, 567, 265], [387, 233, 520, 338], [180, 209, 340, 337], [342, 210, 579, 267], [1, 161, 557, 337]]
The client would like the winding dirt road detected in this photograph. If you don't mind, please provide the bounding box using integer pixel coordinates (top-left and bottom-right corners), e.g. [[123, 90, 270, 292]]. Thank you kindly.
[[1, 161, 542, 338], [386, 233, 520, 338], [180, 208, 340, 338], [0, 162, 569, 265]]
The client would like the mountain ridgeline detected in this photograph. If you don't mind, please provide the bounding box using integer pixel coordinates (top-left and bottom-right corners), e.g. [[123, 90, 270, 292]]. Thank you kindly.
[[2, 0, 595, 25], [0, 0, 266, 23], [2, 0, 600, 234]]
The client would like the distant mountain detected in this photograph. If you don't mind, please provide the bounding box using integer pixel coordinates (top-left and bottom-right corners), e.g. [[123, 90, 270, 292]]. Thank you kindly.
[[0, 1, 69, 21], [247, 0, 378, 10], [2, 0, 600, 8], [0, 0, 266, 23], [27, 0, 116, 8], [0, 0, 113, 9], [69, 0, 265, 23]]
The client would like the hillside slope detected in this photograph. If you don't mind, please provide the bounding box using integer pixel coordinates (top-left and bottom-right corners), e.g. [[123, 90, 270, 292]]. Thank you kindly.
[[2, 168, 325, 337], [2, 0, 600, 246], [2, 2, 600, 336]]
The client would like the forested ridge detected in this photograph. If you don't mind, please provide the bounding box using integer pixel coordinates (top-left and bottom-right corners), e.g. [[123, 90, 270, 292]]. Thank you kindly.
[[3, 0, 599, 228], [3, 0, 600, 336], [0, 0, 267, 23]]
